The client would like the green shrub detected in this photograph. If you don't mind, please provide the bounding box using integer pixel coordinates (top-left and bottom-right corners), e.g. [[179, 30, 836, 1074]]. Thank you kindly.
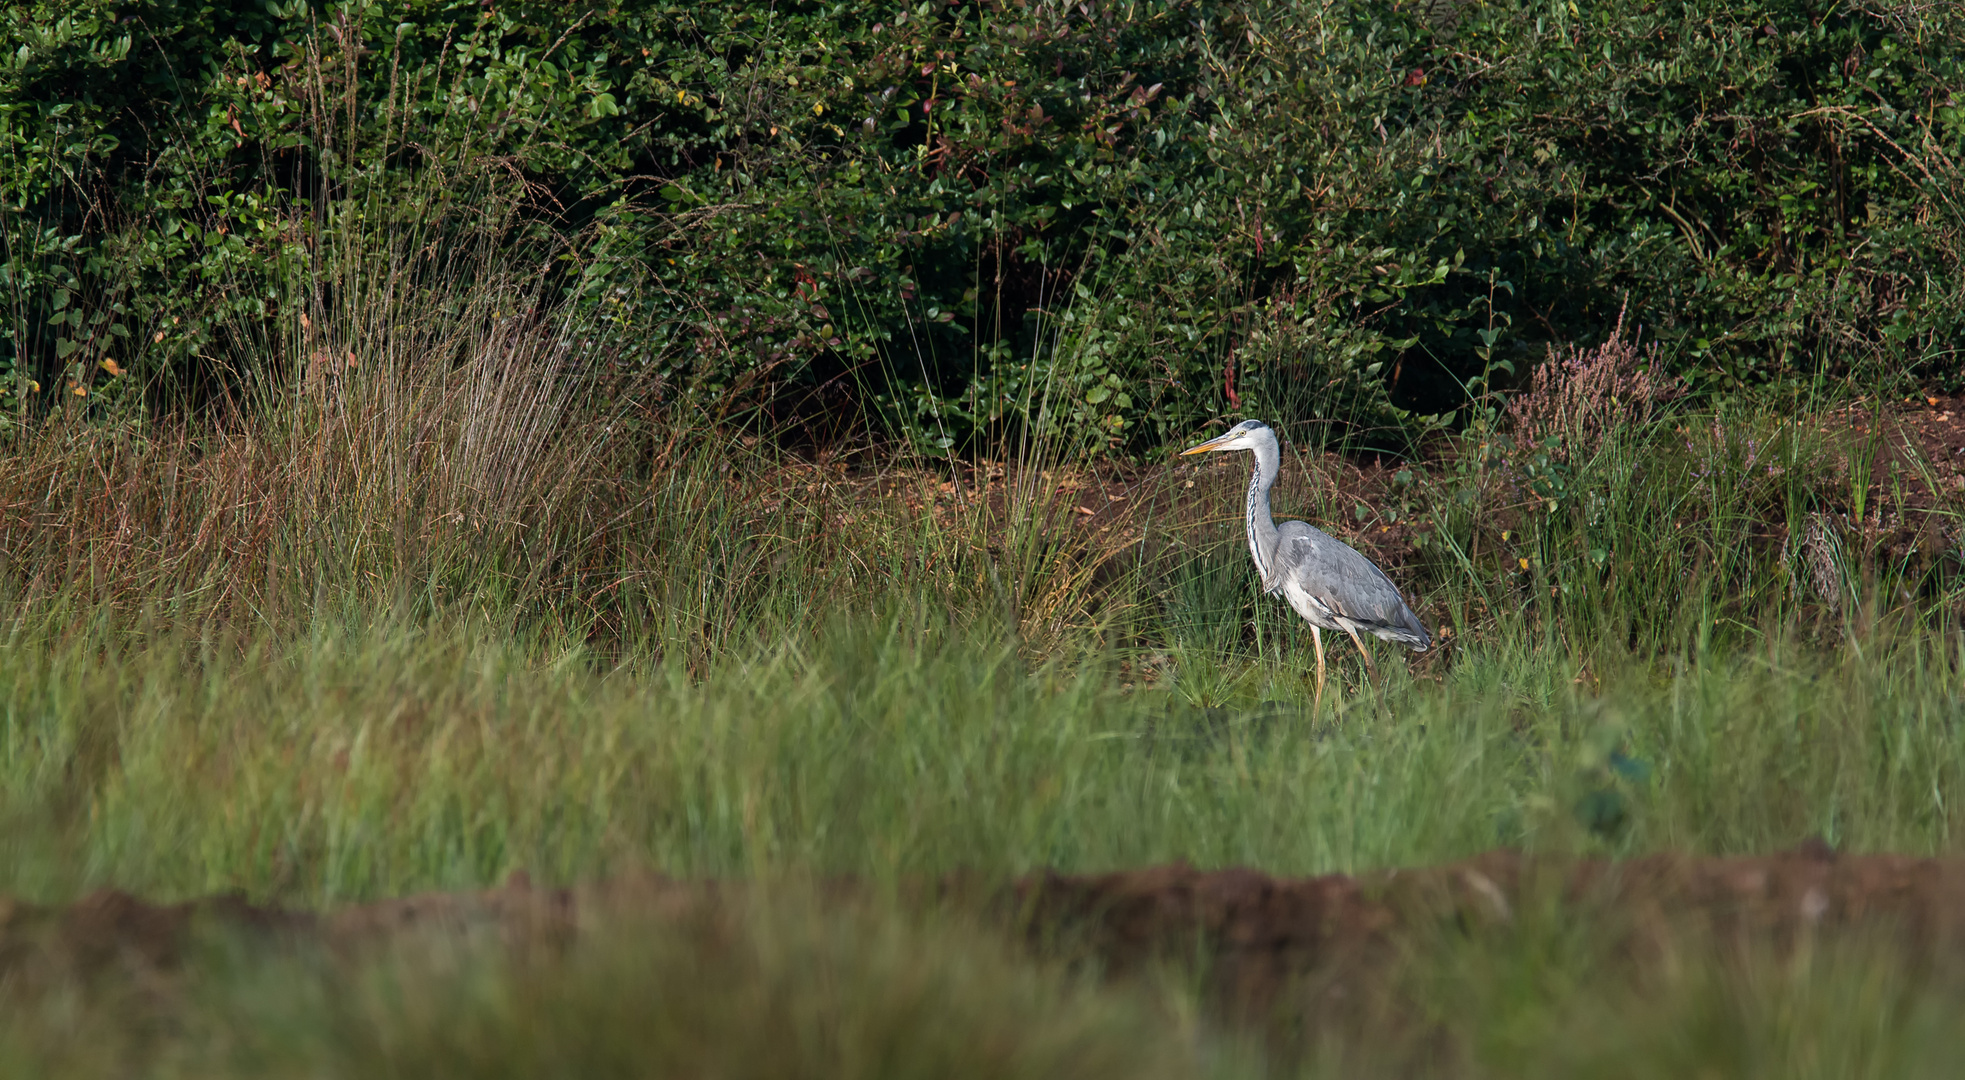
[[3, 0, 1960, 450]]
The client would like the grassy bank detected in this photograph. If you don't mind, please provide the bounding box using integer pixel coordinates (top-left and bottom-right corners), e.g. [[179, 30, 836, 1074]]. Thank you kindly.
[[3, 857, 1963, 1078], [4, 330, 1964, 1074]]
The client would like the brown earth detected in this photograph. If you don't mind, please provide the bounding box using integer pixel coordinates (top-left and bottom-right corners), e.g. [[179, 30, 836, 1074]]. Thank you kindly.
[[8, 845, 1964, 1019]]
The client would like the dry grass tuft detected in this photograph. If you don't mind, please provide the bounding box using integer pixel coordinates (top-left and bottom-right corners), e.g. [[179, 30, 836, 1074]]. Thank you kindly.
[[0, 292, 614, 629]]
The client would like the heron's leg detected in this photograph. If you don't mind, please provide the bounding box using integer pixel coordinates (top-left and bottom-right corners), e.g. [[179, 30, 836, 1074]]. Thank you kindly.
[[1310, 625, 1326, 707], [1342, 625, 1379, 686]]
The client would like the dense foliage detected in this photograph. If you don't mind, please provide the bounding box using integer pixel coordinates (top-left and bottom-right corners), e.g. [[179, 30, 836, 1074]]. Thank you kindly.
[[3, 0, 1961, 452]]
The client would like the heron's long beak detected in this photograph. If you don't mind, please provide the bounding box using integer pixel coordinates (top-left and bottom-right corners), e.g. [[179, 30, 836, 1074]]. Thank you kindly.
[[1179, 433, 1236, 456]]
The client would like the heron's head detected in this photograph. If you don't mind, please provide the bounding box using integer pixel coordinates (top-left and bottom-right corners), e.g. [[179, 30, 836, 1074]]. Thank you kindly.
[[1179, 420, 1272, 457]]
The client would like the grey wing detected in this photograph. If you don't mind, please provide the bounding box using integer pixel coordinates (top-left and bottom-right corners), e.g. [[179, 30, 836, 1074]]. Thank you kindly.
[[1266, 521, 1432, 650]]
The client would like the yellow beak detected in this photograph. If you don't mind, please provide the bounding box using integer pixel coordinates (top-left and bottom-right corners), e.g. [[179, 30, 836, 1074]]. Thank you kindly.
[[1179, 433, 1235, 456]]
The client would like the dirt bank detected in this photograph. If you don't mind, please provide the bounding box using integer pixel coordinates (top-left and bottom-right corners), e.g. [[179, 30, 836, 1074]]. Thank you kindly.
[[7, 844, 1963, 1016]]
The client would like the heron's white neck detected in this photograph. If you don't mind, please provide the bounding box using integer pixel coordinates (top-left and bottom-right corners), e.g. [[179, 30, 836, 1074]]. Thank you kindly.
[[1244, 435, 1281, 579]]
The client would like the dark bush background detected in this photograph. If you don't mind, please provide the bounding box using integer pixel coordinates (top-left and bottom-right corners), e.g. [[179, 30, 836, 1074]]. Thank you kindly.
[[4, 0, 1961, 454]]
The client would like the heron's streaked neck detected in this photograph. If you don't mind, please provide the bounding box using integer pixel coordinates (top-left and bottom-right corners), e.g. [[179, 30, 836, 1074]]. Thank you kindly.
[[1245, 437, 1281, 578]]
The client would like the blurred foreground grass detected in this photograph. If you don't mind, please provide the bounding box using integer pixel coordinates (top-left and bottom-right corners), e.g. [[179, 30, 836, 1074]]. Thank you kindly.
[[2, 874, 1961, 1079]]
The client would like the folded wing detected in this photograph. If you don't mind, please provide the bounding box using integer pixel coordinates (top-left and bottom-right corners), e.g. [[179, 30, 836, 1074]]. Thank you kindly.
[[1265, 520, 1431, 650]]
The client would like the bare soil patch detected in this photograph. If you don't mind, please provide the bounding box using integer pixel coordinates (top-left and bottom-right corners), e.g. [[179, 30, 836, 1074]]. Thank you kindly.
[[7, 846, 1963, 1018]]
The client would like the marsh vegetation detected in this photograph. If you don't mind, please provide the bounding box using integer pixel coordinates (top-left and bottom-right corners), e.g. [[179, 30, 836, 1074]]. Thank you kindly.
[[4, 0, 1964, 1073]]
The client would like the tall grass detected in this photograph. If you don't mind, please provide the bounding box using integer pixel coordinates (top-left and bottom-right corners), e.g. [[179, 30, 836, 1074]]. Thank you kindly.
[[2, 164, 1962, 904], [0, 599, 1958, 906]]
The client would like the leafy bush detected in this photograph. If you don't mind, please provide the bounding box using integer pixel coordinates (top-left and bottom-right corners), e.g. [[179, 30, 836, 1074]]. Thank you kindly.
[[3, 0, 1960, 451]]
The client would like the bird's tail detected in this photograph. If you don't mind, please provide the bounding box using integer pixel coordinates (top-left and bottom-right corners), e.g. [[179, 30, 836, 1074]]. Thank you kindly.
[[1384, 603, 1432, 652]]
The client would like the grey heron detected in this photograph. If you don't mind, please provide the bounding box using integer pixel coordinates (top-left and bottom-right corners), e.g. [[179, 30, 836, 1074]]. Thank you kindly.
[[1181, 420, 1431, 701]]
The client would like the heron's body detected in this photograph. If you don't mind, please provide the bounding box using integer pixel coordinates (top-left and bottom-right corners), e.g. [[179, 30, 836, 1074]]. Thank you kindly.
[[1184, 420, 1429, 699]]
